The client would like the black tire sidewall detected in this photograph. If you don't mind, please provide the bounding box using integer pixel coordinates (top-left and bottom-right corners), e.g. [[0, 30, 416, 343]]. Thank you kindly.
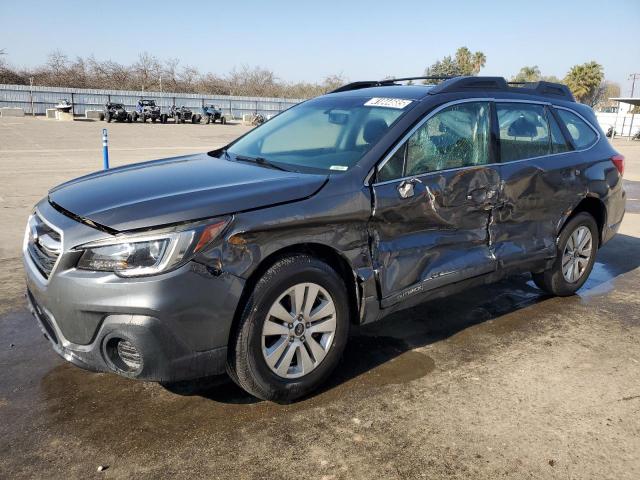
[[234, 257, 349, 401]]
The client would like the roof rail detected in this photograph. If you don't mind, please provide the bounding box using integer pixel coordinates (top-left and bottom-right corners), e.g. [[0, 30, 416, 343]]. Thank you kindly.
[[429, 76, 575, 102], [329, 76, 455, 94], [330, 80, 395, 93], [330, 76, 575, 102]]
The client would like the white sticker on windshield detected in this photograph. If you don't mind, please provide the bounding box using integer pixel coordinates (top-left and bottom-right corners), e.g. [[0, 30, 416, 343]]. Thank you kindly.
[[330, 165, 348, 171], [364, 97, 412, 109]]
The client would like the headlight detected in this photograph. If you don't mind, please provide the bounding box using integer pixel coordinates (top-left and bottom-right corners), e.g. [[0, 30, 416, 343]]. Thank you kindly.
[[76, 218, 230, 277]]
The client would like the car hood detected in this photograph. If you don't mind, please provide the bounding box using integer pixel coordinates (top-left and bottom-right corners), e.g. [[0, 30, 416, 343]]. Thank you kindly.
[[49, 153, 328, 231]]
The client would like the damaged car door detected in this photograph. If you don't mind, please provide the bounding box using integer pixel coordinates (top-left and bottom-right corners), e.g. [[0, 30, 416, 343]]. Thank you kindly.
[[369, 100, 500, 306]]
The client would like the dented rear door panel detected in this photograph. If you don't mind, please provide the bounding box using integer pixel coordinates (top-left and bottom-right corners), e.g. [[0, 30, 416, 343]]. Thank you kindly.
[[494, 152, 586, 268], [370, 165, 500, 305]]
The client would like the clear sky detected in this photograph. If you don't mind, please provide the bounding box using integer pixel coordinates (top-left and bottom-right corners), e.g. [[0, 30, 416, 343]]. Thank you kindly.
[[2, 0, 639, 94]]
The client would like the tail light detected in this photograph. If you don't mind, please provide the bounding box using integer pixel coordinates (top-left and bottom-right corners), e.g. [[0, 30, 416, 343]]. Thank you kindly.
[[611, 154, 625, 177]]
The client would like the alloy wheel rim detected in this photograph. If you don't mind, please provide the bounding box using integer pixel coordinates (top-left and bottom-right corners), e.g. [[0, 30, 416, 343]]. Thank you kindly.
[[261, 282, 336, 379], [562, 226, 593, 283]]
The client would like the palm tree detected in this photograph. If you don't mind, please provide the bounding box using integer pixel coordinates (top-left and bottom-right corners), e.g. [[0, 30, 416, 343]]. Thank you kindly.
[[513, 66, 541, 83], [564, 62, 604, 104], [454, 47, 486, 76]]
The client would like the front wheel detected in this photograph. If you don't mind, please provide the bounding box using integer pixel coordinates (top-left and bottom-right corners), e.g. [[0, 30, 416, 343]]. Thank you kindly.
[[532, 212, 599, 296], [227, 255, 350, 401]]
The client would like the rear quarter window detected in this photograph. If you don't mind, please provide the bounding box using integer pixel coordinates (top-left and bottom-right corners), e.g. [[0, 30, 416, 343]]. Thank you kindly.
[[556, 109, 598, 149]]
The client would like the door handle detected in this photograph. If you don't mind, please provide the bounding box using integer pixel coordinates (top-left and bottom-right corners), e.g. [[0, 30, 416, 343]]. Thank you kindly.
[[397, 177, 422, 199]]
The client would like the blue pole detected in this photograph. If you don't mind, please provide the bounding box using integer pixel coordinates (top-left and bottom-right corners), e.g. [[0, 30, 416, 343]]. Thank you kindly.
[[102, 128, 109, 170]]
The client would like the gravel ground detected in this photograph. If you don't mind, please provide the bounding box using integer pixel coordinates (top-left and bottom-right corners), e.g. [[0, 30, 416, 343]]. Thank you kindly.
[[1, 117, 639, 479]]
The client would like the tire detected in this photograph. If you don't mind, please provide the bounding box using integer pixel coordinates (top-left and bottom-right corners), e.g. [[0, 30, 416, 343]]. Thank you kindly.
[[106, 113, 112, 123], [152, 117, 156, 123], [99, 113, 105, 121], [141, 114, 146, 123], [161, 114, 167, 124], [205, 116, 210, 125], [532, 212, 599, 296], [227, 255, 350, 402], [127, 114, 132, 123], [132, 113, 138, 122], [191, 116, 196, 124]]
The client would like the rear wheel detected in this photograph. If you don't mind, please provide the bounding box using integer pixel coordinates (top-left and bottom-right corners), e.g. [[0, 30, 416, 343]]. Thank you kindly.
[[532, 212, 598, 296], [227, 255, 350, 401], [106, 113, 112, 123]]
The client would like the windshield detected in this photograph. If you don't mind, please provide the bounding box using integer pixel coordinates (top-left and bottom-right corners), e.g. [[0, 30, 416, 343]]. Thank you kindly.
[[226, 95, 412, 173]]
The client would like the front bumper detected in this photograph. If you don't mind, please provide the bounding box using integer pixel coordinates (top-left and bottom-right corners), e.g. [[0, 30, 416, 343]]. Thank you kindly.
[[23, 199, 245, 382]]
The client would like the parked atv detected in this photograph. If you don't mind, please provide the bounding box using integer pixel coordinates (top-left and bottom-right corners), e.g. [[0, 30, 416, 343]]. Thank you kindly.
[[202, 104, 227, 124], [99, 102, 132, 123], [162, 105, 201, 124], [250, 112, 266, 126], [132, 99, 161, 123]]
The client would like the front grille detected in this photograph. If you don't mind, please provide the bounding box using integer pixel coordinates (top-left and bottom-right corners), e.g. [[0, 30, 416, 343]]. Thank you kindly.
[[26, 213, 61, 278]]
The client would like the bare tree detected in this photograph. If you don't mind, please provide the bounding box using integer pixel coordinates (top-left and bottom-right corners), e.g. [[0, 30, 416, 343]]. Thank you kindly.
[[132, 52, 161, 92], [162, 58, 180, 92], [0, 50, 357, 99]]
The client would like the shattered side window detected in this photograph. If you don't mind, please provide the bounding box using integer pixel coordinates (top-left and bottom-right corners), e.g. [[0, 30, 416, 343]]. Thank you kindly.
[[404, 102, 491, 176]]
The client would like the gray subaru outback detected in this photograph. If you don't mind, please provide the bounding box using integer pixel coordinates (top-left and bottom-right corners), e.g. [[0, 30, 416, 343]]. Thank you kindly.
[[23, 76, 626, 401]]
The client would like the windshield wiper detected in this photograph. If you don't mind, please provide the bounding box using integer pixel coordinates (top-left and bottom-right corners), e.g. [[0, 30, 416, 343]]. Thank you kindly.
[[234, 154, 288, 172]]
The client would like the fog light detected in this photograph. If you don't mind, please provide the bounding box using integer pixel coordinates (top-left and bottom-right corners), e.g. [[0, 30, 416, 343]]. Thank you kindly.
[[116, 340, 143, 370], [106, 337, 143, 373]]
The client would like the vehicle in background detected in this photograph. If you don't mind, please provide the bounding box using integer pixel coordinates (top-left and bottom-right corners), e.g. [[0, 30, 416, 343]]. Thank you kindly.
[[162, 105, 201, 124], [202, 104, 227, 124], [132, 99, 161, 123], [23, 76, 625, 402], [100, 102, 132, 123], [250, 112, 265, 126]]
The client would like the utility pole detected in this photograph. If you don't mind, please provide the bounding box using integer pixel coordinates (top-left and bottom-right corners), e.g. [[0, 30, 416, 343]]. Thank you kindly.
[[628, 73, 639, 139], [629, 73, 640, 97]]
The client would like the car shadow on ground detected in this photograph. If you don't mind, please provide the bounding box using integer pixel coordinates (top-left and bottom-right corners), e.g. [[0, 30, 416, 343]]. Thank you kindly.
[[163, 233, 640, 405]]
